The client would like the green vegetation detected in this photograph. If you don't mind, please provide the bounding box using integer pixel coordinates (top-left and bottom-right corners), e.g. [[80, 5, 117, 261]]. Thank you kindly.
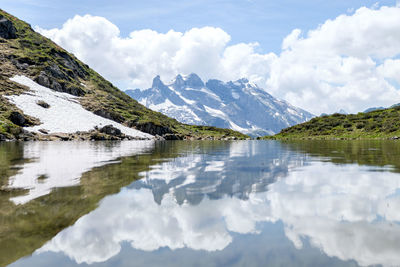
[[0, 9, 248, 140], [261, 107, 400, 140]]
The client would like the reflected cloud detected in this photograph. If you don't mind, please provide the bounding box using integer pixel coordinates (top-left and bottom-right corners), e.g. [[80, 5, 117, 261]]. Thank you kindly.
[[39, 188, 273, 264], [6, 141, 154, 204], [268, 162, 400, 267]]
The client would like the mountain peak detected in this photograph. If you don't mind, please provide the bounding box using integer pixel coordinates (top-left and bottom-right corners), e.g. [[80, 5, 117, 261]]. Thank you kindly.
[[236, 78, 249, 84], [173, 74, 185, 88], [152, 75, 165, 88], [185, 73, 204, 88]]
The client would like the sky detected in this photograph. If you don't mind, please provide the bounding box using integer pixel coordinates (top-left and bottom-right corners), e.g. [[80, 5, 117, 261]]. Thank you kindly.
[[2, 0, 400, 114]]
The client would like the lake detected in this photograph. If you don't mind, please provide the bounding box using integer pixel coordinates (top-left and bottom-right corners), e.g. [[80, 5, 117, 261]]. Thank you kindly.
[[1, 140, 400, 267]]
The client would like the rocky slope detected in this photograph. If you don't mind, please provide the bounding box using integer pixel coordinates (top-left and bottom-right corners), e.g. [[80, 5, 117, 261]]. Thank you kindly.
[[0, 9, 248, 141], [127, 74, 314, 137]]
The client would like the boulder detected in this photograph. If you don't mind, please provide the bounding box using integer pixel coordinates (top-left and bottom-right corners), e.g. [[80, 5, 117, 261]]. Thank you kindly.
[[38, 129, 49, 134], [36, 100, 50, 108], [0, 15, 16, 39], [9, 111, 27, 126], [99, 125, 122, 136], [35, 72, 50, 88]]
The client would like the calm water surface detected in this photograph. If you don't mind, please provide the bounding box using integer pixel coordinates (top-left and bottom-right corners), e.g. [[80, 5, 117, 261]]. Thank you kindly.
[[1, 140, 400, 267]]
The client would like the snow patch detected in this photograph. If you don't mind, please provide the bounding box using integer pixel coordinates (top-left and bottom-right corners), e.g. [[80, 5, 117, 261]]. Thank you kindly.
[[204, 105, 227, 119], [169, 86, 196, 105], [6, 76, 152, 139], [229, 121, 248, 132], [149, 99, 203, 123]]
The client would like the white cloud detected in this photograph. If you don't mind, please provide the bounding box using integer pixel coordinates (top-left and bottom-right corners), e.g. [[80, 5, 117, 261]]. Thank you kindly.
[[36, 5, 400, 114]]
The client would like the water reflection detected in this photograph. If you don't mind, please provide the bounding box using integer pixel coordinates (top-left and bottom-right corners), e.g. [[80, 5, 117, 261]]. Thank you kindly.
[[4, 140, 400, 267], [4, 141, 154, 204], [134, 141, 305, 205]]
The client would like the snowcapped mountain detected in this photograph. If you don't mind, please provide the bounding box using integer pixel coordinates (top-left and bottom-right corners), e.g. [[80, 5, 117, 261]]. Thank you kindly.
[[126, 74, 314, 136]]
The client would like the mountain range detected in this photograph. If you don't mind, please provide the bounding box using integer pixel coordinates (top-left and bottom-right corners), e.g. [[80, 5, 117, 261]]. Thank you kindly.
[[126, 74, 314, 137]]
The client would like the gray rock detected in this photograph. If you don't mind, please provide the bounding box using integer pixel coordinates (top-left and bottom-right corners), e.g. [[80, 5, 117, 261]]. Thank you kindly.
[[0, 15, 16, 39], [99, 125, 122, 136], [163, 133, 183, 140], [18, 129, 35, 141], [94, 109, 125, 123], [35, 71, 86, 96], [9, 111, 27, 126], [64, 85, 85, 96], [36, 100, 50, 108], [55, 51, 87, 79], [35, 72, 50, 88], [45, 64, 67, 80], [11, 59, 29, 70], [38, 129, 49, 134], [51, 80, 63, 92], [130, 121, 172, 136]]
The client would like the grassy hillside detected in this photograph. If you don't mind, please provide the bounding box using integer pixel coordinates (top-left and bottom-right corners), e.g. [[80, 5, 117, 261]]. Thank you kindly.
[[0, 9, 248, 140], [261, 106, 400, 140]]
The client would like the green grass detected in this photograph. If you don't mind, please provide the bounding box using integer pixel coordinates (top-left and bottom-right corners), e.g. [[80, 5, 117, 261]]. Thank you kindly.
[[0, 9, 248, 140], [260, 107, 400, 140]]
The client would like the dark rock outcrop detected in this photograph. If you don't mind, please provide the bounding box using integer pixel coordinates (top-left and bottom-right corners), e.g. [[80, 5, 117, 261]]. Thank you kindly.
[[35, 71, 86, 96], [99, 125, 122, 136], [36, 100, 50, 108], [45, 64, 66, 80], [35, 72, 51, 87], [163, 133, 183, 140], [8, 111, 30, 127], [129, 121, 173, 136], [51, 50, 87, 79], [17, 129, 35, 141], [93, 109, 125, 123], [0, 15, 16, 39]]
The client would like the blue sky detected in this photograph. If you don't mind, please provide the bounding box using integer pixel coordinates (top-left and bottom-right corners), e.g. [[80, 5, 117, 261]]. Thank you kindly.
[[1, 0, 397, 53]]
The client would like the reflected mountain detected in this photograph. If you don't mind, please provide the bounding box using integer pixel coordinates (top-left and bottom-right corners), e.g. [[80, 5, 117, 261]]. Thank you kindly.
[[131, 141, 306, 205]]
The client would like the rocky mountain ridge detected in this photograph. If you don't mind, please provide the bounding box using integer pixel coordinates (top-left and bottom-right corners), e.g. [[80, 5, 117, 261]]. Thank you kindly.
[[127, 74, 314, 137]]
